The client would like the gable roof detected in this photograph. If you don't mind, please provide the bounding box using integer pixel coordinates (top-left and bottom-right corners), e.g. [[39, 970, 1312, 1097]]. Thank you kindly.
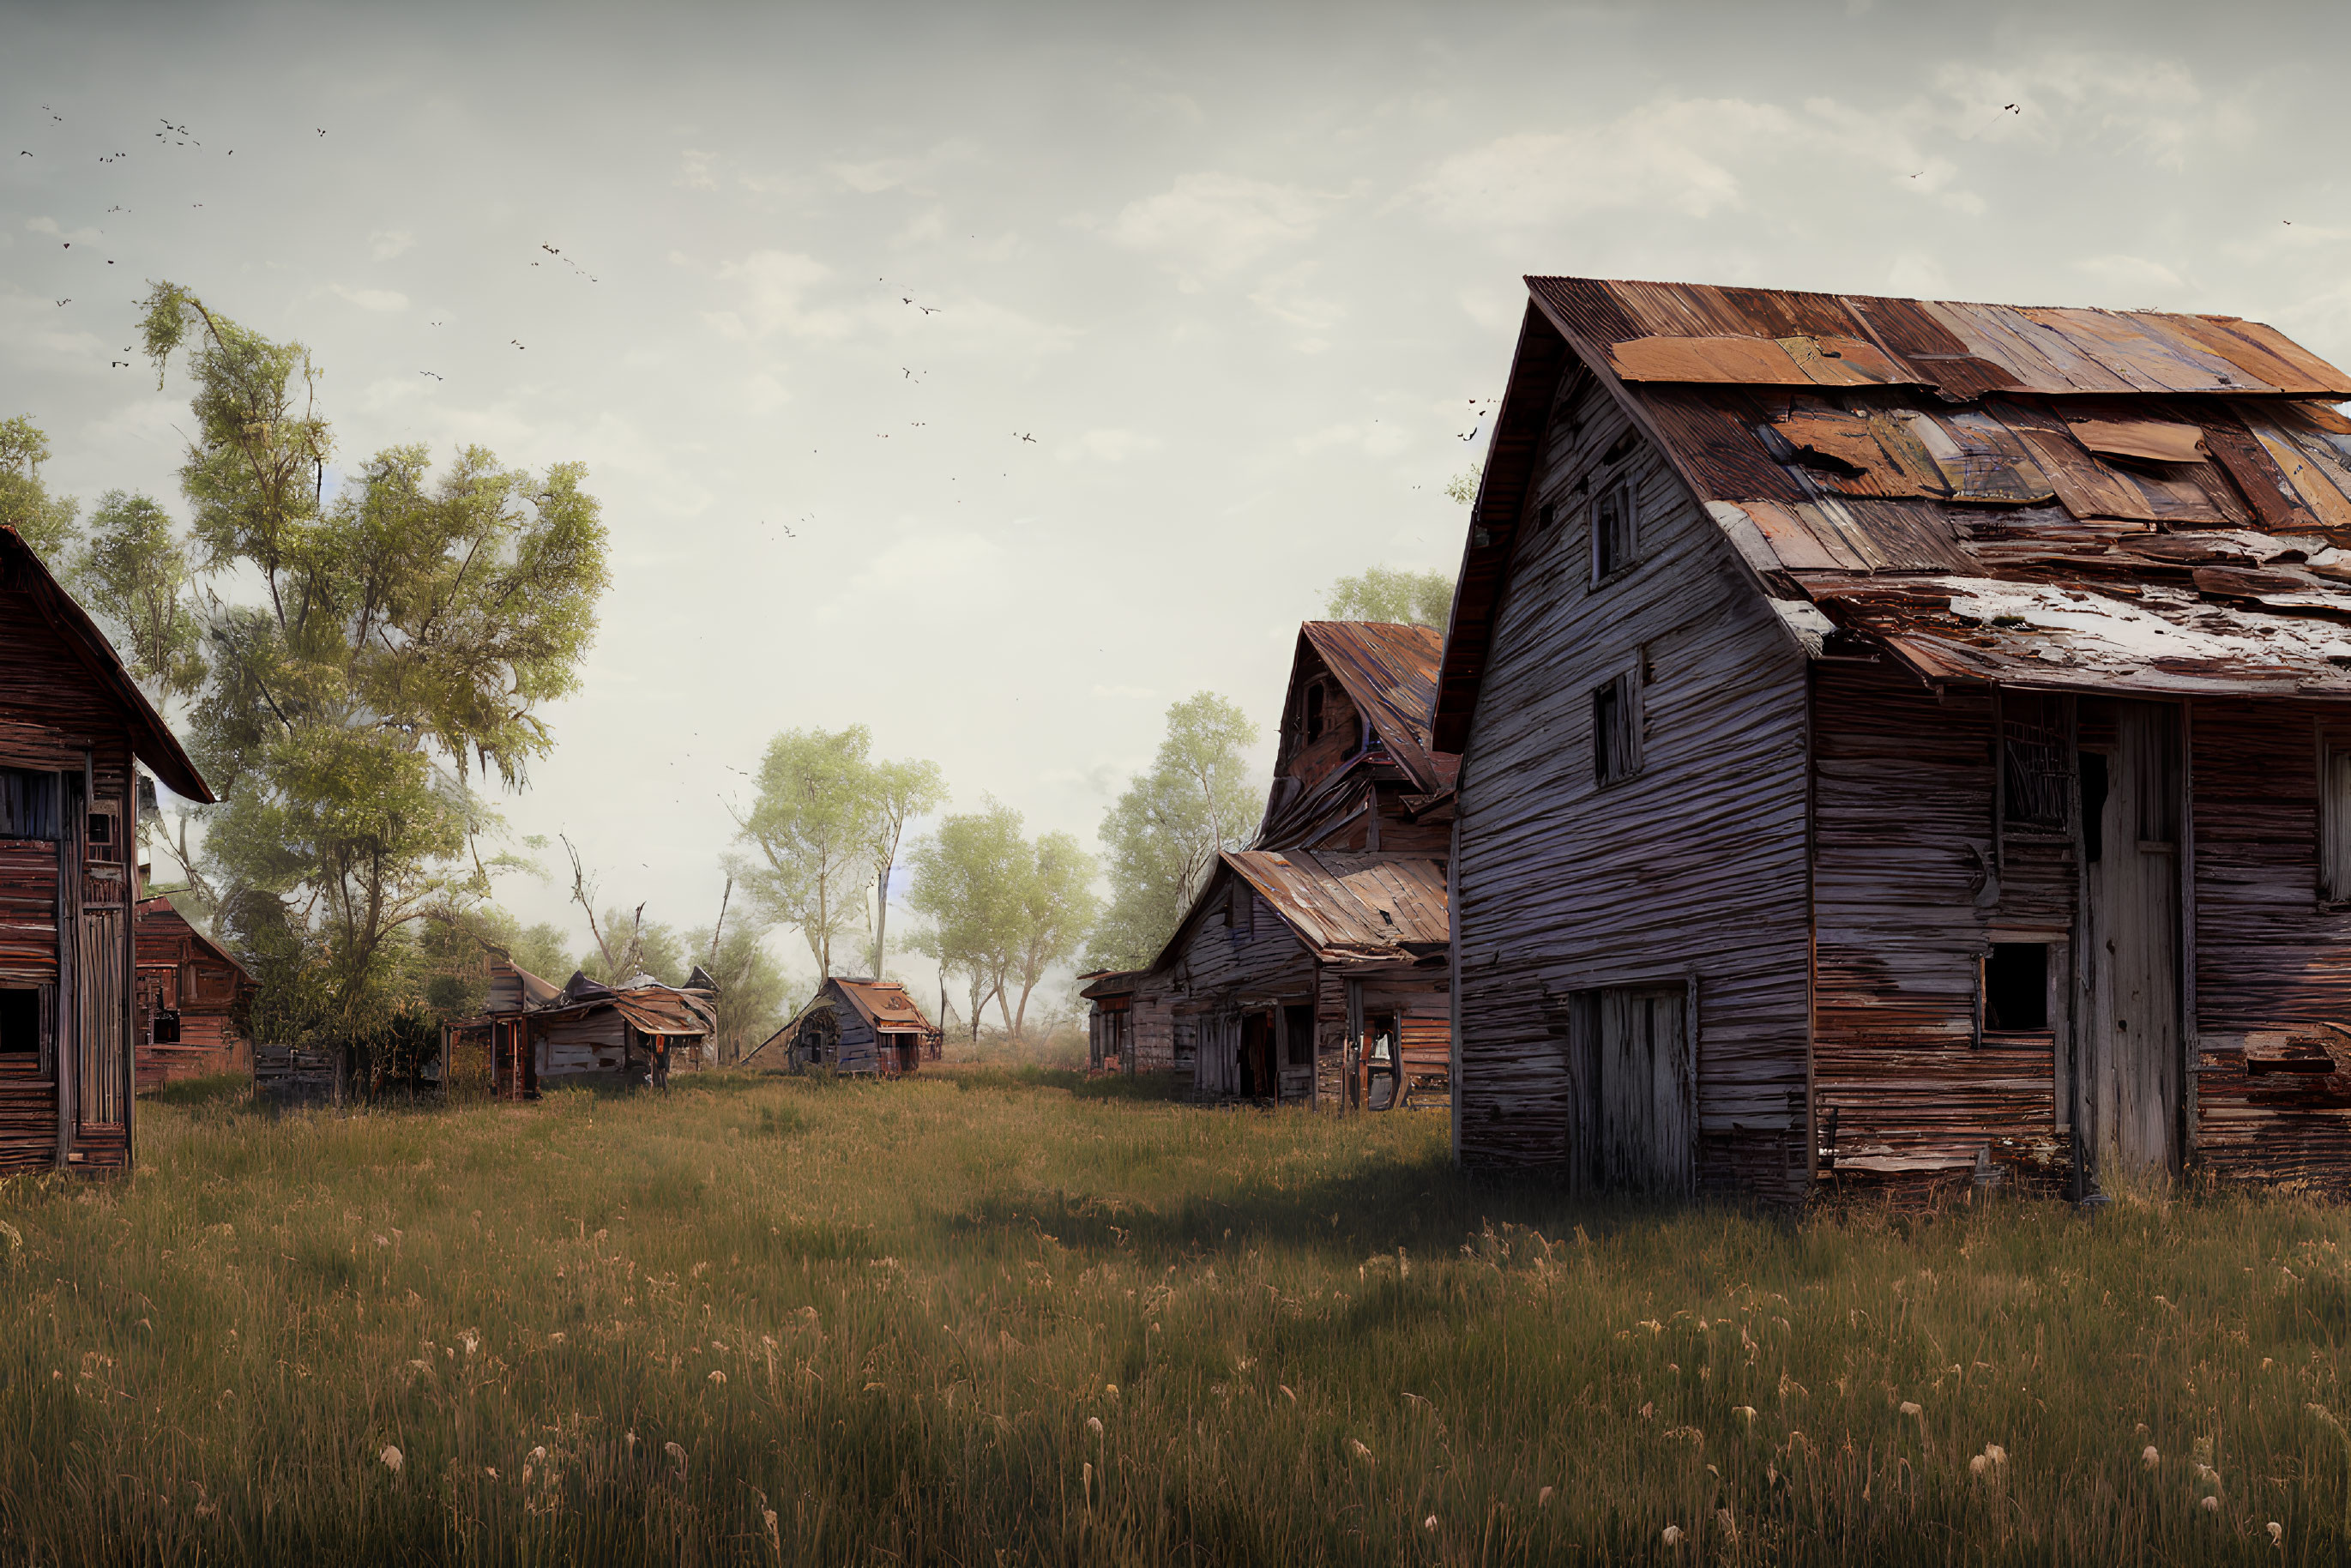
[[1436, 277, 2351, 745], [829, 977, 937, 1033], [1295, 621, 1453, 792], [135, 895, 254, 986], [0, 525, 212, 802], [1141, 848, 1450, 977], [1223, 850, 1450, 962]]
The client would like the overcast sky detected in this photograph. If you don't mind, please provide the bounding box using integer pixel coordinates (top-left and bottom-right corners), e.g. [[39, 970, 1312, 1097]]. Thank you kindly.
[[6, 0, 2348, 1006]]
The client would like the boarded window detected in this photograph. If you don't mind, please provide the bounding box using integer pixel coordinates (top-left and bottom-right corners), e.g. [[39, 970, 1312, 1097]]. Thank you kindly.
[[2001, 694, 2071, 830], [1591, 479, 1637, 581], [2324, 743, 2351, 901], [0, 769, 57, 840], [1592, 671, 1643, 786]]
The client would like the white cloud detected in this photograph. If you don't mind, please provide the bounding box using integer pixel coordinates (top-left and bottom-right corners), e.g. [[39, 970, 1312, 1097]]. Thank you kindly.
[[26, 215, 100, 244], [677, 148, 718, 190], [2073, 254, 2187, 297], [1408, 100, 1795, 231], [1103, 172, 1332, 286], [1061, 429, 1160, 464], [369, 228, 413, 260], [707, 251, 851, 340], [329, 284, 409, 311], [1886, 253, 1950, 297]]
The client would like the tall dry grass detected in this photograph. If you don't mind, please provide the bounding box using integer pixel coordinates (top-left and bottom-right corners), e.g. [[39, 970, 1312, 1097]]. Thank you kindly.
[[3, 1070, 2348, 1564]]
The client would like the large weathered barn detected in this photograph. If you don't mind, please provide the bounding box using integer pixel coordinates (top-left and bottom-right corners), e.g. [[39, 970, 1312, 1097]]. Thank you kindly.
[[0, 525, 213, 1174], [1085, 621, 1456, 1108], [1439, 274, 2351, 1202]]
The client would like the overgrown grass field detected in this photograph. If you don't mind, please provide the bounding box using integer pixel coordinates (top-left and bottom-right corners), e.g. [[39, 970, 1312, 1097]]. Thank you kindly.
[[6, 1071, 2351, 1565]]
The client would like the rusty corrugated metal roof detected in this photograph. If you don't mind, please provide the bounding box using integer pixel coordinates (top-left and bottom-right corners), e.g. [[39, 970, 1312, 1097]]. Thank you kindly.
[[1432, 278, 2351, 733], [1223, 850, 1450, 962], [1299, 621, 1450, 791], [830, 978, 937, 1033]]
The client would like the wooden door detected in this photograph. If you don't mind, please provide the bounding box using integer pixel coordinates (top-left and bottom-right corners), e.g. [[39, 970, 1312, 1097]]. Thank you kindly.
[[2084, 701, 2181, 1179], [1597, 986, 1694, 1197], [76, 908, 126, 1129]]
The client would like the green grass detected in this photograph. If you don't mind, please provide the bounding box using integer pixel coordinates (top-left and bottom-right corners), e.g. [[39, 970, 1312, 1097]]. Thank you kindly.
[[4, 1074, 2350, 1564]]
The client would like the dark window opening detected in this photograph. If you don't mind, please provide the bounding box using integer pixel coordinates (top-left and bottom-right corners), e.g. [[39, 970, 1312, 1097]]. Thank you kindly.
[[1536, 500, 1556, 531], [0, 769, 58, 840], [2078, 751, 2110, 863], [152, 1007, 181, 1046], [0, 988, 37, 1052], [1365, 1013, 1399, 1111], [1591, 481, 1637, 581], [86, 811, 113, 844], [1984, 944, 2049, 1031], [1305, 682, 1326, 743], [1593, 672, 1642, 785], [2002, 696, 2071, 829], [1284, 1003, 1314, 1067]]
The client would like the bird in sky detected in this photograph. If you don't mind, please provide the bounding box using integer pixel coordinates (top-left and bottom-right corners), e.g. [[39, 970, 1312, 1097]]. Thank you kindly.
[[419, 371, 444, 381], [55, 299, 70, 307], [1016, 432, 1035, 443], [919, 305, 940, 315], [316, 128, 326, 136], [510, 339, 526, 350]]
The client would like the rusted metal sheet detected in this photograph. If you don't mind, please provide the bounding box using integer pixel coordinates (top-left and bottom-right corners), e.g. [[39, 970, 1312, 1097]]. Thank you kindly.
[[1222, 851, 1448, 962], [1526, 275, 2351, 400]]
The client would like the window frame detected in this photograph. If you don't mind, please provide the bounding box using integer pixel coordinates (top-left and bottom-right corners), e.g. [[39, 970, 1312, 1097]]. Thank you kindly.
[[1591, 666, 1644, 787], [2322, 734, 2351, 905], [1589, 476, 1639, 586]]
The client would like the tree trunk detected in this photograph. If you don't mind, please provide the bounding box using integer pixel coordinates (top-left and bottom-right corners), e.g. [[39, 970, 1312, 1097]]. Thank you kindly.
[[873, 860, 889, 978]]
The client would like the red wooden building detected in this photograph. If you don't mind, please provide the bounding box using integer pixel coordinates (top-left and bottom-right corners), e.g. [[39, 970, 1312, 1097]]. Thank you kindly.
[[134, 895, 256, 1089], [0, 524, 213, 1173]]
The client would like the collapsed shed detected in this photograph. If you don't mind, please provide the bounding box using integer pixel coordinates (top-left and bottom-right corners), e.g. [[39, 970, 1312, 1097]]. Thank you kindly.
[[441, 959, 718, 1099], [133, 894, 255, 1089], [746, 977, 941, 1076], [1085, 621, 1458, 1108], [1439, 274, 2351, 1201], [0, 524, 214, 1174]]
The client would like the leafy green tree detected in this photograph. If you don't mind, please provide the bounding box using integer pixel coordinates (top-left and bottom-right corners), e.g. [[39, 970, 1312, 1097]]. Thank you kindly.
[[688, 921, 794, 1060], [141, 282, 610, 1051], [907, 799, 1021, 1039], [910, 799, 1100, 1040], [1323, 564, 1456, 629], [1444, 462, 1481, 506], [730, 727, 944, 980], [579, 908, 685, 986], [1010, 831, 1099, 1039], [67, 489, 214, 899], [412, 905, 573, 1020], [0, 414, 81, 561], [865, 756, 947, 979], [1088, 693, 1261, 972]]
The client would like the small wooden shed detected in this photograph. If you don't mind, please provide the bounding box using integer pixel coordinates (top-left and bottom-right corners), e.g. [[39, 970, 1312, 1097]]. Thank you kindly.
[[0, 524, 214, 1174], [749, 978, 940, 1076], [1439, 273, 2351, 1203], [441, 960, 718, 1098], [134, 895, 255, 1088]]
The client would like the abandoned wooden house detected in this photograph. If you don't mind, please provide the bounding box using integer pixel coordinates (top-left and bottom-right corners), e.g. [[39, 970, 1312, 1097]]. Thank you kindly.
[[1439, 273, 2351, 1202], [0, 523, 214, 1173], [1082, 620, 1456, 1108], [747, 977, 941, 1076], [133, 894, 256, 1089], [439, 959, 718, 1098]]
